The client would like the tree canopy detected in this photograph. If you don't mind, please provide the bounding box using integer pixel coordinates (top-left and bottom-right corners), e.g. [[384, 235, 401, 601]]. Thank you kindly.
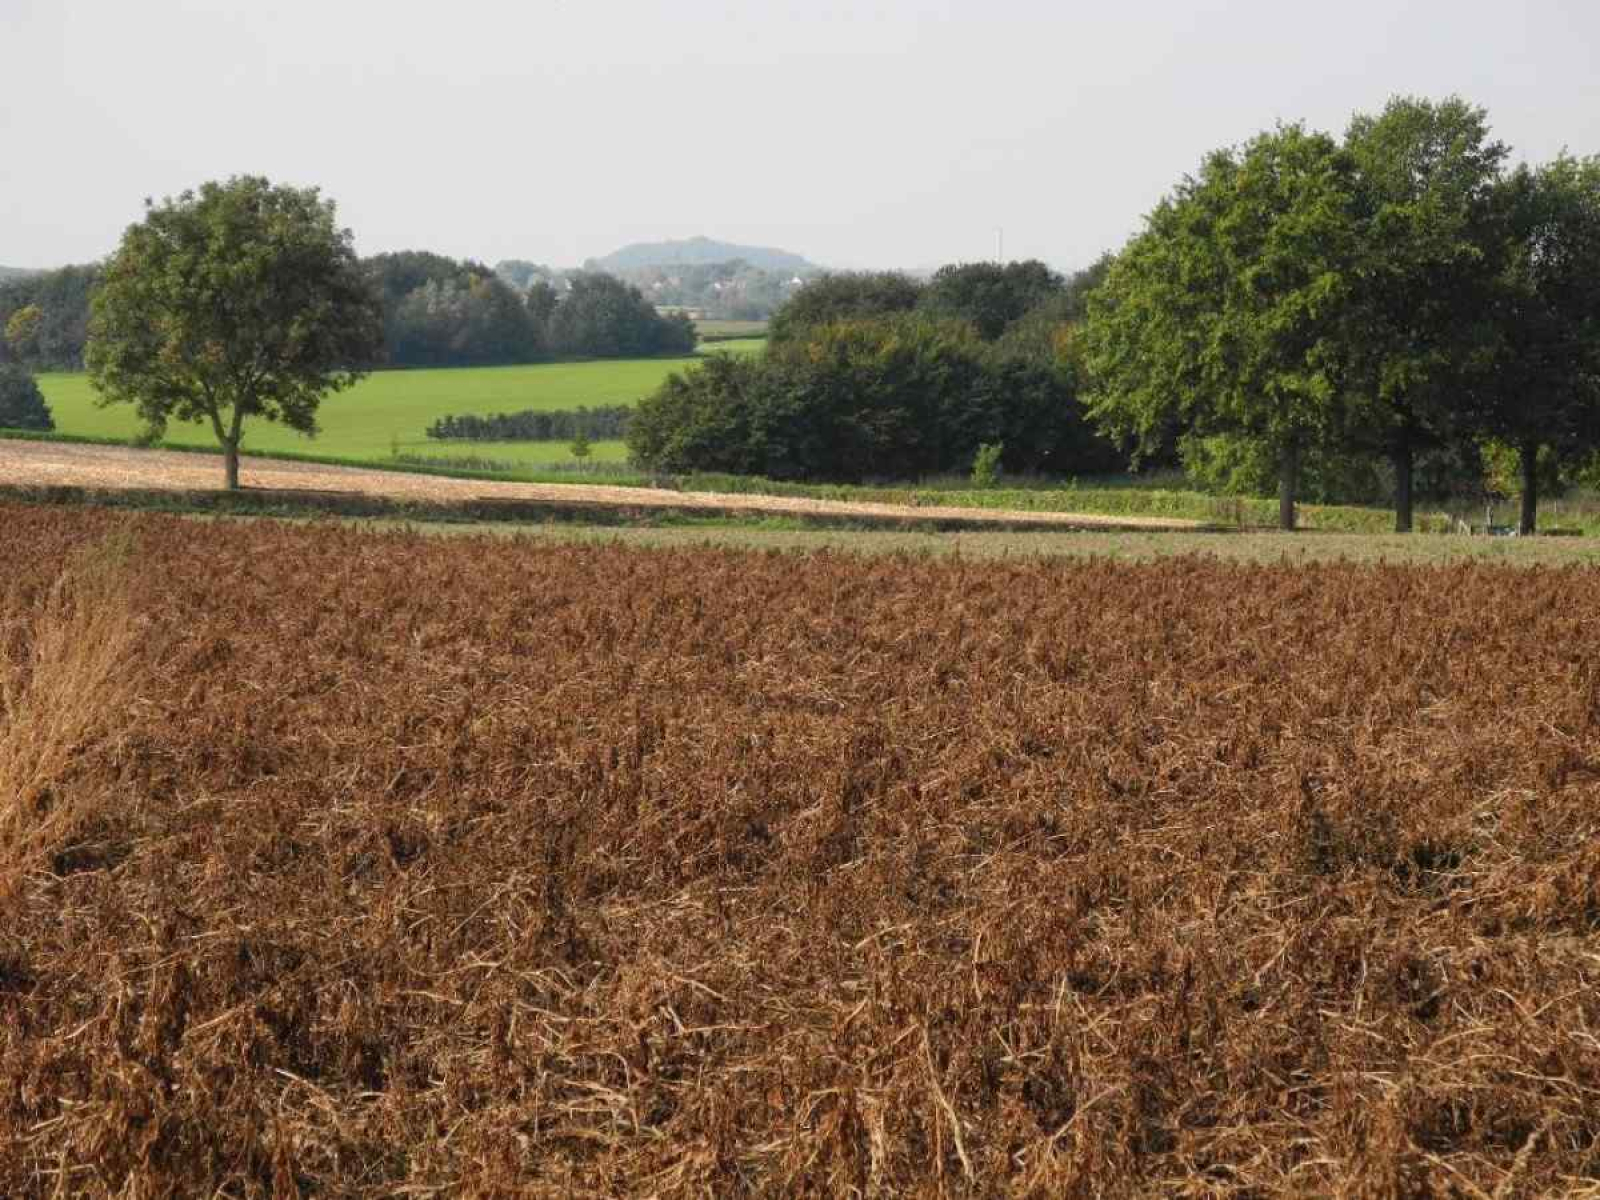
[[1082, 124, 1364, 529], [917, 260, 1066, 340], [86, 176, 384, 489], [0, 264, 100, 370], [628, 313, 1116, 481], [1476, 155, 1600, 532], [1079, 94, 1599, 533], [1341, 96, 1509, 530], [766, 272, 924, 344], [546, 273, 695, 359]]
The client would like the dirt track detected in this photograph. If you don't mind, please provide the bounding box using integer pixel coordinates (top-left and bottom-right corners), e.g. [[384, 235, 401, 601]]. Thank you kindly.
[[0, 439, 1203, 530]]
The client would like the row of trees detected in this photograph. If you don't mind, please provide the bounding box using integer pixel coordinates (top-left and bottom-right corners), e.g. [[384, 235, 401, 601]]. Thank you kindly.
[[627, 262, 1120, 480], [1082, 96, 1600, 533], [630, 96, 1596, 531], [0, 251, 696, 375], [343, 253, 697, 366], [0, 265, 99, 371], [764, 258, 1106, 346]]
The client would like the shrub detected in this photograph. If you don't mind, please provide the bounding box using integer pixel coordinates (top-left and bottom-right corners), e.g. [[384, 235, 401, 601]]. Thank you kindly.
[[427, 405, 631, 443], [0, 364, 53, 431], [971, 442, 1004, 488]]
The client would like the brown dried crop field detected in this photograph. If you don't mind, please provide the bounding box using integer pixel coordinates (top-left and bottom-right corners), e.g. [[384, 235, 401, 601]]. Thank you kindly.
[[3, 502, 1600, 1197]]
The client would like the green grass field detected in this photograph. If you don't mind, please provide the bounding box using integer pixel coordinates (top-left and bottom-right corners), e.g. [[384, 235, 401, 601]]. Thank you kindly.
[[32, 358, 706, 468], [694, 320, 768, 340], [697, 337, 766, 355]]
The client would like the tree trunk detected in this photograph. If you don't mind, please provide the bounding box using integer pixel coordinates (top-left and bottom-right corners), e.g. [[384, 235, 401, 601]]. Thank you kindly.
[[1278, 442, 1299, 532], [1392, 440, 1414, 533], [1519, 440, 1539, 536], [224, 442, 240, 491]]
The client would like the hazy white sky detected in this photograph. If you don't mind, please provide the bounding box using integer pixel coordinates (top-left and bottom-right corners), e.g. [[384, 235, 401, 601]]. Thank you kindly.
[[3, 0, 1597, 272]]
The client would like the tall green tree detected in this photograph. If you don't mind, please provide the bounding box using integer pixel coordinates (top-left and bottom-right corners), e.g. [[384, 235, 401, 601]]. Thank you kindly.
[[87, 177, 383, 490], [1477, 155, 1600, 533], [1344, 96, 1508, 531], [1082, 124, 1363, 529]]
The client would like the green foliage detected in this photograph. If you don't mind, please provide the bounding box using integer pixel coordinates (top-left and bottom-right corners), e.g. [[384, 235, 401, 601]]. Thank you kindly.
[[547, 273, 697, 358], [1474, 155, 1600, 528], [569, 430, 592, 459], [427, 405, 631, 442], [365, 252, 537, 366], [766, 272, 923, 344], [918, 260, 1065, 340], [1178, 433, 1389, 505], [1341, 95, 1510, 523], [366, 255, 694, 367], [0, 265, 100, 370], [36, 356, 701, 467], [4, 306, 42, 359], [1083, 124, 1363, 480], [86, 176, 384, 487], [0, 365, 53, 431], [525, 280, 560, 331], [971, 442, 1004, 489], [628, 315, 1118, 481]]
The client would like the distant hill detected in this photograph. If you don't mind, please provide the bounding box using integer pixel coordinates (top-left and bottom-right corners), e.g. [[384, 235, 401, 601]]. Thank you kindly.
[[0, 266, 43, 282], [587, 237, 818, 275]]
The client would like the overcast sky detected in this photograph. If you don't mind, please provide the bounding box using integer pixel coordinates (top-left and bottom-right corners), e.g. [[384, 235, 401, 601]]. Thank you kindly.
[[3, 0, 1598, 273]]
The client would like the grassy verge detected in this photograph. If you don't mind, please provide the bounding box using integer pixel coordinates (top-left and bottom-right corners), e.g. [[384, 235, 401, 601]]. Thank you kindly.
[[674, 472, 1411, 532], [11, 425, 1594, 536]]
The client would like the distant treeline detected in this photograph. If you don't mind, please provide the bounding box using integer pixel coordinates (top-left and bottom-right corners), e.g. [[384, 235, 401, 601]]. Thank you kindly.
[[0, 265, 98, 370], [427, 405, 631, 442], [0, 254, 695, 372]]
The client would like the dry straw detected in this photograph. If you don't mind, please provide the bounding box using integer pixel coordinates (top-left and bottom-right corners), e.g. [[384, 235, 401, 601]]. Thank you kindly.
[[0, 503, 1597, 1196], [0, 530, 142, 902]]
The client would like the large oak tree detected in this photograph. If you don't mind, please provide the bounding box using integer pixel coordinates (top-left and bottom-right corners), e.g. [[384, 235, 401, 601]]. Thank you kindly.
[[87, 177, 382, 490]]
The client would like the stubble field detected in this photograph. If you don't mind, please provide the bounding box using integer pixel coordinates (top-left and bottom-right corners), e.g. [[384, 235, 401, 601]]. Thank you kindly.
[[2, 503, 1598, 1196]]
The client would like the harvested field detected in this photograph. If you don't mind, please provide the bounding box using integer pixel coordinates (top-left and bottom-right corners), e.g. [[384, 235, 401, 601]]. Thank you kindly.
[[0, 439, 1200, 532], [2, 502, 1599, 1196]]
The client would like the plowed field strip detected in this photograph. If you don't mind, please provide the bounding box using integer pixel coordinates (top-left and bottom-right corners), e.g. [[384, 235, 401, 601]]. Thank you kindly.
[[0, 437, 1202, 530]]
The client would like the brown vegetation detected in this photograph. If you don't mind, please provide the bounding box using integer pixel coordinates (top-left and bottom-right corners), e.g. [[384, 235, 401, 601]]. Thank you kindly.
[[1, 501, 1598, 1196]]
